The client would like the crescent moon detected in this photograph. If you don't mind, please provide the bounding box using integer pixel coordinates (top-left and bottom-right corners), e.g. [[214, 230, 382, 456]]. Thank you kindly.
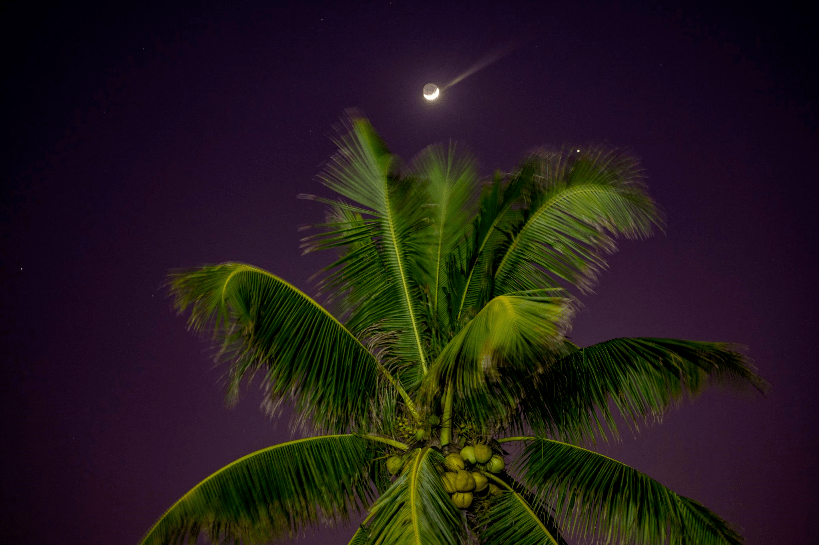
[[423, 83, 440, 101]]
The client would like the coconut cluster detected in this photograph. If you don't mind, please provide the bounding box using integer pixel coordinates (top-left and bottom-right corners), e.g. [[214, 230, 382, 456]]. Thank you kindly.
[[440, 445, 505, 509], [395, 414, 441, 442]]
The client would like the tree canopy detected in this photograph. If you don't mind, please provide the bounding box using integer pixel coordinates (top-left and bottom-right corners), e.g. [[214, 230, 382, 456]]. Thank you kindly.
[[142, 113, 765, 545]]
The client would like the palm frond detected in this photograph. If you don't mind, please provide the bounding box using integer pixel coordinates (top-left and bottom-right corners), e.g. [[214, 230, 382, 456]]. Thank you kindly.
[[450, 163, 535, 323], [308, 204, 389, 318], [305, 112, 432, 380], [420, 291, 573, 428], [305, 204, 424, 393], [517, 437, 744, 545], [518, 337, 767, 442], [140, 435, 381, 545], [493, 148, 662, 296], [347, 525, 370, 545], [474, 475, 567, 545], [167, 263, 383, 432], [360, 447, 465, 545], [409, 142, 477, 340]]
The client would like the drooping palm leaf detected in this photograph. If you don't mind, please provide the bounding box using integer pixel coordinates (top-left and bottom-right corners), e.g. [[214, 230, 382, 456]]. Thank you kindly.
[[493, 148, 661, 296], [305, 113, 432, 382], [140, 435, 380, 545], [474, 474, 567, 545], [360, 447, 464, 545], [168, 263, 383, 432], [419, 290, 573, 429], [517, 338, 767, 442], [516, 437, 744, 545]]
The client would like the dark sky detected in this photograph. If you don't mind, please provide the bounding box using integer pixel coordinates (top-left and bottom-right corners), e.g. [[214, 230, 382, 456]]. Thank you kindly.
[[2, 1, 816, 543]]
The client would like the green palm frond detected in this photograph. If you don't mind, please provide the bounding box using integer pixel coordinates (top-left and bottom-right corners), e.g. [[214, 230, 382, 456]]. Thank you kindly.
[[168, 263, 384, 432], [305, 113, 432, 381], [140, 435, 381, 545], [346, 519, 371, 545], [305, 205, 394, 345], [409, 142, 477, 340], [450, 163, 535, 323], [475, 475, 567, 545], [493, 148, 661, 295], [305, 204, 423, 393], [420, 291, 573, 427], [360, 447, 464, 545], [516, 437, 743, 545], [518, 338, 767, 442], [309, 204, 388, 316]]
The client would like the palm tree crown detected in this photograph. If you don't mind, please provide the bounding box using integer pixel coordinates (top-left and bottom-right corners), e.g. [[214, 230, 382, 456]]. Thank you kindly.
[[142, 113, 765, 545]]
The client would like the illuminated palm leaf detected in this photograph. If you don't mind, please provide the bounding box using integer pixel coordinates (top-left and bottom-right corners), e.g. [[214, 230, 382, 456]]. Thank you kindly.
[[409, 142, 477, 341], [140, 435, 381, 545], [448, 163, 534, 324], [493, 148, 661, 295], [304, 113, 432, 384], [516, 437, 743, 545], [518, 338, 767, 442], [474, 474, 567, 545], [420, 290, 573, 427], [168, 263, 383, 432]]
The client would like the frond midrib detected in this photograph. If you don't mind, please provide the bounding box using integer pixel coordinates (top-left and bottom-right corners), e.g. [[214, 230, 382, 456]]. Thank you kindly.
[[383, 195, 428, 373], [484, 472, 561, 545], [409, 448, 427, 545], [432, 187, 451, 316], [220, 264, 353, 336]]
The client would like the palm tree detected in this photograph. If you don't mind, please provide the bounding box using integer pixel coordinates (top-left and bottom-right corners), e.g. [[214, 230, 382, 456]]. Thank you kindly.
[[142, 113, 765, 545]]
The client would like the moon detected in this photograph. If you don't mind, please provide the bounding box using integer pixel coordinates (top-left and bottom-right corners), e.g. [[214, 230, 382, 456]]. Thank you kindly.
[[423, 83, 440, 101]]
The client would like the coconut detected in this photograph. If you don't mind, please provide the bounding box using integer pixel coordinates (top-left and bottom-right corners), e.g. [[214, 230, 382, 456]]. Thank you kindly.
[[427, 414, 440, 426], [459, 445, 476, 464], [444, 453, 465, 471], [452, 492, 473, 509], [473, 444, 492, 464], [442, 472, 457, 494], [454, 470, 476, 492], [471, 471, 488, 492], [487, 455, 505, 473], [386, 456, 403, 475], [415, 428, 429, 441]]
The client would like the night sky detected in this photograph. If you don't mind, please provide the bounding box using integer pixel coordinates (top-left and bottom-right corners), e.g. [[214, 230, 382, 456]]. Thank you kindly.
[[2, 1, 816, 543]]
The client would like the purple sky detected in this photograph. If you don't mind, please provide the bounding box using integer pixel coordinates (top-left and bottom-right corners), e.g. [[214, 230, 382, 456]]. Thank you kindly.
[[2, 1, 816, 543]]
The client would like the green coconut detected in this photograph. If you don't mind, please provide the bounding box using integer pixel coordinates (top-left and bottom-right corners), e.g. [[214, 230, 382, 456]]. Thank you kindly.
[[386, 456, 403, 475], [427, 414, 440, 426], [415, 428, 429, 441], [442, 472, 457, 494], [444, 453, 465, 471], [452, 492, 473, 509], [487, 454, 505, 473], [460, 445, 477, 465], [473, 444, 492, 464], [471, 471, 488, 492], [454, 470, 476, 492]]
